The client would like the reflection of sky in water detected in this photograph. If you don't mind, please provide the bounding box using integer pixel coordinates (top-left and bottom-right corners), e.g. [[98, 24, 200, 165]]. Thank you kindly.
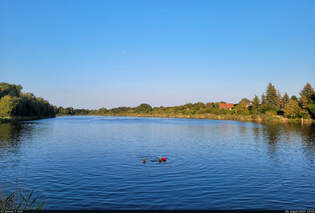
[[0, 117, 315, 209]]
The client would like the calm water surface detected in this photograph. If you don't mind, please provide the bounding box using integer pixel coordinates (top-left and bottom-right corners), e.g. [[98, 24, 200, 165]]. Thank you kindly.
[[1, 116, 315, 209]]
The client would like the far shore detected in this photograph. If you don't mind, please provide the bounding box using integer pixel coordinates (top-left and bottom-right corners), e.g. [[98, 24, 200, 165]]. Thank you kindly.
[[55, 113, 314, 125], [1, 113, 313, 125]]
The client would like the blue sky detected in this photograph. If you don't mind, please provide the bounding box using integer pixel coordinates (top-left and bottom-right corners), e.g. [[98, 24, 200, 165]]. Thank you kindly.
[[1, 0, 314, 109]]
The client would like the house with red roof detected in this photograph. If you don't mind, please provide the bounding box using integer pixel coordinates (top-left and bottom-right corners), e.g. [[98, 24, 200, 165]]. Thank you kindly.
[[218, 103, 234, 110]]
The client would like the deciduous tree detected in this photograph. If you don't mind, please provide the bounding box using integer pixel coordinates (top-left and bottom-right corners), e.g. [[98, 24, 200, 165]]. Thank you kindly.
[[235, 100, 249, 115], [0, 95, 20, 117], [284, 99, 300, 118]]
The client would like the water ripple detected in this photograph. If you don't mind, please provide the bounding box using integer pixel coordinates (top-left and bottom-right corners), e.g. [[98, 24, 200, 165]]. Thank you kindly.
[[1, 117, 315, 209]]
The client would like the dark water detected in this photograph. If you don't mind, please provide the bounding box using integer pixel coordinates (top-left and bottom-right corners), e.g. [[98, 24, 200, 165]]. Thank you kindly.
[[1, 116, 315, 209]]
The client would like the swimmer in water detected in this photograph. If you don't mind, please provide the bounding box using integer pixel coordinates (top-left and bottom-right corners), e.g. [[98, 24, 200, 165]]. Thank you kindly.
[[150, 157, 166, 163]]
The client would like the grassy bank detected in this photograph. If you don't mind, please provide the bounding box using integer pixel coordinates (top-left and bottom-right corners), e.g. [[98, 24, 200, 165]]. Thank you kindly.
[[59, 113, 314, 125]]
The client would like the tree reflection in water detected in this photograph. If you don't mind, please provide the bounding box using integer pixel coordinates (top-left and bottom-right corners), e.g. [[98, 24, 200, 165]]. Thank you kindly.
[[0, 122, 34, 156], [259, 122, 315, 165]]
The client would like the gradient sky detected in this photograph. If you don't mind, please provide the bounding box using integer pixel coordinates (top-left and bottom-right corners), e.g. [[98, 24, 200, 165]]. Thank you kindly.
[[1, 0, 314, 109]]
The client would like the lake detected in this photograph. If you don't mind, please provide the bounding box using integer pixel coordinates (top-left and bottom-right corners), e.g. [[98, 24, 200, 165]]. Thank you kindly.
[[1, 116, 315, 209]]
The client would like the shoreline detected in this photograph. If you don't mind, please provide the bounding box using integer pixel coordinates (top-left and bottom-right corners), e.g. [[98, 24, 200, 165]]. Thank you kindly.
[[56, 113, 314, 125], [1, 114, 313, 125], [0, 115, 56, 123]]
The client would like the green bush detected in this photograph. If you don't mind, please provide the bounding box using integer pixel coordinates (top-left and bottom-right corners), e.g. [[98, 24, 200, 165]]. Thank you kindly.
[[308, 104, 315, 118], [0, 95, 20, 117], [258, 104, 277, 114]]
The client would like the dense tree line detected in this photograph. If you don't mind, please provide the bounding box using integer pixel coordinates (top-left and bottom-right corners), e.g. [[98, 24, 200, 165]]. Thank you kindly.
[[0, 82, 55, 118], [56, 83, 315, 120], [233, 82, 315, 119], [2, 82, 314, 121]]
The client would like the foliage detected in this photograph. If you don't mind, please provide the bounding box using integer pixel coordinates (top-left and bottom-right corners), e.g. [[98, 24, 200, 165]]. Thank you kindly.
[[308, 104, 315, 119], [235, 100, 249, 115], [240, 98, 251, 105], [299, 96, 308, 109], [0, 82, 22, 98], [135, 104, 153, 113], [55, 107, 74, 115], [261, 94, 266, 105], [16, 93, 55, 117], [0, 95, 20, 117], [284, 99, 300, 118], [0, 190, 44, 211], [2, 81, 308, 122], [258, 104, 277, 114], [98, 107, 108, 114], [0, 82, 55, 118], [252, 95, 260, 112], [54, 82, 315, 122], [300, 83, 314, 104], [299, 109, 310, 119], [265, 83, 281, 109], [282, 92, 289, 108], [291, 95, 298, 102]]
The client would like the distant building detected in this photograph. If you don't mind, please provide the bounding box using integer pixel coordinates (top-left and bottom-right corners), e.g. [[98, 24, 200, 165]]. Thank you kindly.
[[218, 103, 234, 110], [245, 102, 252, 108]]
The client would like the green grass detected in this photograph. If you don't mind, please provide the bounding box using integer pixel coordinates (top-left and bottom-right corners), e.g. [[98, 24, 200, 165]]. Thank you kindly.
[[82, 112, 314, 124], [0, 189, 44, 212]]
